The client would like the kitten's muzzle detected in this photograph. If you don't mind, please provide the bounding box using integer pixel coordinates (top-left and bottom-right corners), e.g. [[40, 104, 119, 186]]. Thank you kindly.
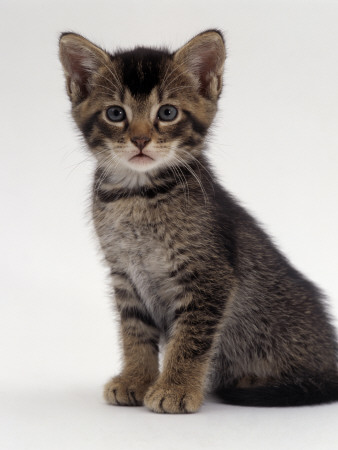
[[131, 136, 151, 151]]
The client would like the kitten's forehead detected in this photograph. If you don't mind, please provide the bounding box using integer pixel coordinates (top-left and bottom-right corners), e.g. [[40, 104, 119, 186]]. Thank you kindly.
[[114, 47, 172, 97], [123, 88, 158, 118]]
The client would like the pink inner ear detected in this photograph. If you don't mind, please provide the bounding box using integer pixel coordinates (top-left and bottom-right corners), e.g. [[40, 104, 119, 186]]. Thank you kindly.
[[62, 47, 96, 99], [66, 50, 91, 84], [191, 45, 220, 95]]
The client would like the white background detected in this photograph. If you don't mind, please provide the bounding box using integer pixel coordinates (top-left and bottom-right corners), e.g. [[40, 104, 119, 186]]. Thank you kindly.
[[1, 0, 338, 449]]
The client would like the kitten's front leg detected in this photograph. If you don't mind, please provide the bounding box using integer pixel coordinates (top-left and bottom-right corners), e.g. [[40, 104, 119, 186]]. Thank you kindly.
[[144, 290, 228, 414], [104, 280, 160, 406]]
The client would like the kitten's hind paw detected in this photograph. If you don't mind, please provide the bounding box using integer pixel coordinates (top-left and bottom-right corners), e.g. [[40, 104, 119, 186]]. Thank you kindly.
[[104, 375, 153, 406], [144, 381, 203, 414]]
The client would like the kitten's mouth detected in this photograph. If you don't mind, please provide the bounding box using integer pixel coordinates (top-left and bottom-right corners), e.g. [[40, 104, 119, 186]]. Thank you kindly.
[[129, 152, 154, 163]]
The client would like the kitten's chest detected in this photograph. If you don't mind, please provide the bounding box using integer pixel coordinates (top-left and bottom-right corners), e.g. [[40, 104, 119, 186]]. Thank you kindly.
[[96, 198, 174, 268], [93, 197, 184, 320]]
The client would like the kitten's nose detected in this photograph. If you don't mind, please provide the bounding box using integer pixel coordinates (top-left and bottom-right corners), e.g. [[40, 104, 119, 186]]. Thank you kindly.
[[131, 136, 151, 151]]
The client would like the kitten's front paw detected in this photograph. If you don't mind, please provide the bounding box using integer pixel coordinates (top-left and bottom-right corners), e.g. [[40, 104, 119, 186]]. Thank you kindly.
[[104, 375, 154, 406], [144, 381, 203, 414]]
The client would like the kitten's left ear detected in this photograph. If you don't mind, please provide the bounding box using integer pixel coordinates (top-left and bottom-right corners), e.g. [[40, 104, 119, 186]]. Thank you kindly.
[[59, 32, 111, 103], [174, 30, 226, 99]]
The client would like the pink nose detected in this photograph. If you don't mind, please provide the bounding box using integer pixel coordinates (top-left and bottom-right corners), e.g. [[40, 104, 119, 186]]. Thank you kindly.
[[131, 136, 151, 151]]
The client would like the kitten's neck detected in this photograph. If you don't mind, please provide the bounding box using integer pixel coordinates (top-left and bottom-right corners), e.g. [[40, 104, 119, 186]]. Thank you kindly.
[[100, 165, 151, 190], [95, 153, 208, 192], [93, 153, 210, 202]]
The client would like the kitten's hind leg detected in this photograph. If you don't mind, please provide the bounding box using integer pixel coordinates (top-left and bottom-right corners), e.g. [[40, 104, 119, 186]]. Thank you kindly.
[[104, 277, 160, 406]]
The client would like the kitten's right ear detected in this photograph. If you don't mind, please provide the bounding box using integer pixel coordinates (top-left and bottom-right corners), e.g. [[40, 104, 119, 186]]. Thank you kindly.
[[59, 32, 110, 103]]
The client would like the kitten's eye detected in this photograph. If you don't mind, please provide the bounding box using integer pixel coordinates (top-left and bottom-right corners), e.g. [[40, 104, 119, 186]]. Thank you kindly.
[[157, 105, 178, 122], [106, 106, 126, 122]]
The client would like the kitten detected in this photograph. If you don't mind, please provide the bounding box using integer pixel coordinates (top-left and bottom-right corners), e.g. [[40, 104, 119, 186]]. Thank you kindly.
[[59, 30, 338, 413]]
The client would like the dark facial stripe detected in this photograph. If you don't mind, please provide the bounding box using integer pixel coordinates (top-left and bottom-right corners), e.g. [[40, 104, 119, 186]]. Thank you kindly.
[[97, 119, 115, 139], [180, 136, 201, 147], [89, 137, 105, 148], [168, 119, 191, 140], [182, 110, 208, 136], [81, 110, 101, 138], [82, 111, 122, 143]]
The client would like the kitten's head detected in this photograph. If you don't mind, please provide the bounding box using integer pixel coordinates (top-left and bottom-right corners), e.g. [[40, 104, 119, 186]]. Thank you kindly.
[[59, 30, 225, 186]]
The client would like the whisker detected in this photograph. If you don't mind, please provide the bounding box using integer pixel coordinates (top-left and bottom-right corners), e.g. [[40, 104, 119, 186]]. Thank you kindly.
[[169, 158, 190, 208], [99, 60, 123, 93], [163, 60, 194, 92], [161, 61, 174, 87], [160, 59, 190, 95], [180, 150, 215, 198], [95, 90, 118, 99], [66, 147, 109, 179], [174, 155, 208, 206], [95, 153, 120, 193], [161, 59, 187, 87], [93, 83, 117, 96], [97, 72, 121, 93]]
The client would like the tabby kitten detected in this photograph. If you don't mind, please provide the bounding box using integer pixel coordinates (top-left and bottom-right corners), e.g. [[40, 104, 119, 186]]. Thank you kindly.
[[59, 30, 338, 413]]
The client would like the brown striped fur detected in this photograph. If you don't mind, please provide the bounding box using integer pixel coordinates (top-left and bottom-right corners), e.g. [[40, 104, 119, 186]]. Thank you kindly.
[[59, 30, 338, 413]]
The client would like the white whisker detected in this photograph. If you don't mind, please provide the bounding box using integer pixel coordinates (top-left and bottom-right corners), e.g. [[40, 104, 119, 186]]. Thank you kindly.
[[66, 147, 109, 179], [95, 153, 120, 193], [174, 155, 208, 206], [94, 83, 117, 96], [163, 60, 195, 92], [99, 60, 123, 93], [161, 59, 187, 87], [180, 150, 215, 198], [169, 158, 190, 208]]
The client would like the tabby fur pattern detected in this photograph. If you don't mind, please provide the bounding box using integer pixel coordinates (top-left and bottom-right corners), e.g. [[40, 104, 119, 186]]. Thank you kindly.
[[59, 30, 338, 413]]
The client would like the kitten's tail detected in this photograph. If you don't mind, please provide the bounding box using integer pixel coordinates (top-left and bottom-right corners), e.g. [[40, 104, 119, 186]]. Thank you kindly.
[[216, 378, 338, 407]]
